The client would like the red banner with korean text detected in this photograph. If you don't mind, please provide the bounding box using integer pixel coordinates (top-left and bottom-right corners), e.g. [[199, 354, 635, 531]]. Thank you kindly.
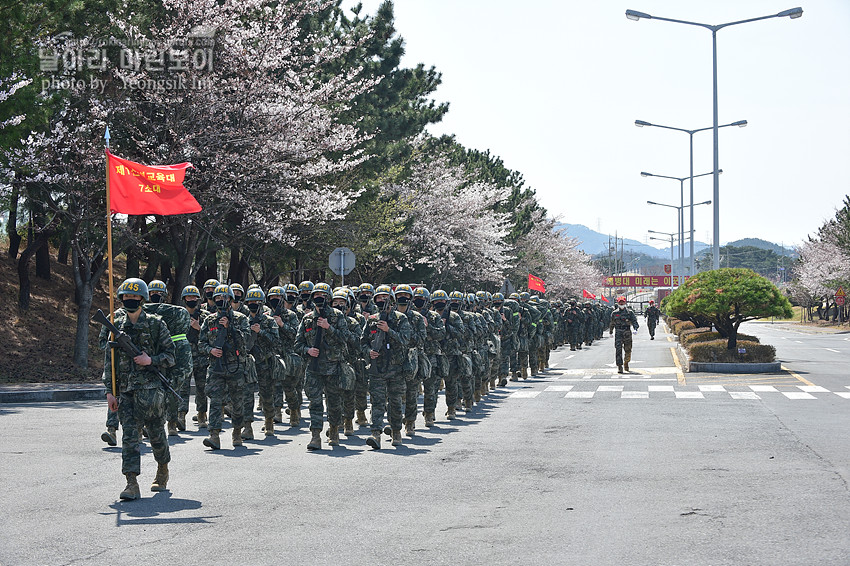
[[582, 289, 596, 299], [528, 273, 546, 293], [603, 275, 682, 287], [106, 150, 200, 215]]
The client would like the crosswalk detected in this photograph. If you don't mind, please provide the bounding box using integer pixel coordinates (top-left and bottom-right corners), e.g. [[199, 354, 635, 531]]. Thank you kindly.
[[507, 384, 850, 401]]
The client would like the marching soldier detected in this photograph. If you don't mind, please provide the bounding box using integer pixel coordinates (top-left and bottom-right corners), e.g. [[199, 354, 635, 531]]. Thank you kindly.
[[395, 284, 427, 437], [432, 290, 464, 421], [181, 285, 209, 428], [609, 295, 640, 373], [565, 299, 584, 351], [244, 288, 279, 438], [268, 284, 302, 426], [413, 287, 445, 427], [644, 299, 661, 340], [337, 287, 365, 436]]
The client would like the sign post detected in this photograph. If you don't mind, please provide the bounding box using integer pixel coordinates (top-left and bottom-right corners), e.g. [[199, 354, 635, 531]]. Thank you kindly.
[[329, 247, 355, 286], [836, 286, 846, 322]]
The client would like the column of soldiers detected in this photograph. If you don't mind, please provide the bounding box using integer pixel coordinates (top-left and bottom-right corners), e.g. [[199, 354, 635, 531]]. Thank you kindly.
[[100, 276, 613, 500]]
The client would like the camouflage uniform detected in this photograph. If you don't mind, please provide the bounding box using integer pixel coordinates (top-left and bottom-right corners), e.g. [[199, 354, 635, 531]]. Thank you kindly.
[[498, 299, 520, 384], [185, 308, 209, 418], [341, 304, 366, 427], [524, 301, 542, 377], [514, 300, 531, 379], [400, 306, 427, 428], [143, 302, 192, 428], [456, 305, 477, 406], [362, 308, 412, 435], [246, 307, 279, 426], [102, 309, 175, 475], [609, 305, 640, 370], [564, 302, 585, 350], [273, 301, 302, 422], [420, 306, 446, 422], [199, 308, 251, 434], [645, 304, 661, 339]]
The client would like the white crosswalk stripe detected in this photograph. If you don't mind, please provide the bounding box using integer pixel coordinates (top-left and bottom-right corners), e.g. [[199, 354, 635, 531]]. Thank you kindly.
[[503, 383, 850, 401]]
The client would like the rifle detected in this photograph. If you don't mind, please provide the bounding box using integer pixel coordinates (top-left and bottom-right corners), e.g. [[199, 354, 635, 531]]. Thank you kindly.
[[92, 309, 184, 403], [310, 304, 327, 372], [211, 311, 232, 372], [370, 309, 388, 361], [190, 310, 201, 321]]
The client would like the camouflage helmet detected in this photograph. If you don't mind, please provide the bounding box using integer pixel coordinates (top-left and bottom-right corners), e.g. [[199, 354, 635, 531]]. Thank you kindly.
[[230, 283, 245, 300], [148, 279, 167, 295], [245, 288, 265, 303], [492, 292, 505, 303], [213, 284, 234, 299], [267, 286, 285, 298], [332, 287, 349, 303], [466, 293, 477, 306], [509, 292, 520, 300], [181, 285, 201, 299], [312, 282, 332, 298], [431, 289, 449, 302], [475, 290, 488, 303], [203, 278, 220, 290], [394, 284, 414, 297], [413, 286, 430, 301], [374, 284, 395, 301], [529, 295, 540, 305], [118, 278, 149, 301]]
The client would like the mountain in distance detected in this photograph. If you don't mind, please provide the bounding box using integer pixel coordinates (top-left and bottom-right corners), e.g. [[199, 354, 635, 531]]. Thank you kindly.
[[726, 238, 797, 258], [557, 223, 709, 259]]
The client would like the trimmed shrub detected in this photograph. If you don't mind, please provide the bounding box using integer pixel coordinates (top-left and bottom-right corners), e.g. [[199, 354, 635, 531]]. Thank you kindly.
[[679, 327, 712, 345], [672, 320, 695, 337], [682, 331, 760, 347], [688, 340, 775, 363]]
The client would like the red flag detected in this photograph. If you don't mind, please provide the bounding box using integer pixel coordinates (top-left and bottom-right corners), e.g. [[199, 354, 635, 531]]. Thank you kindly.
[[528, 273, 546, 293], [582, 289, 596, 299], [106, 150, 200, 215], [600, 294, 609, 303]]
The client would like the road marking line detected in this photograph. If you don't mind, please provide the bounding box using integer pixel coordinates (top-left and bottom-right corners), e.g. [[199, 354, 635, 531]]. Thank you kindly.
[[544, 385, 574, 392], [824, 348, 840, 353], [670, 347, 686, 384], [698, 385, 727, 392], [835, 392, 850, 399], [798, 386, 830, 393], [781, 365, 816, 387], [597, 385, 624, 392], [730, 391, 761, 400], [509, 391, 541, 398], [565, 391, 594, 399], [557, 378, 677, 382], [750, 385, 778, 392], [794, 340, 803, 344], [649, 385, 675, 392], [622, 391, 649, 399], [783, 391, 816, 400], [676, 391, 705, 399], [564, 354, 575, 360]]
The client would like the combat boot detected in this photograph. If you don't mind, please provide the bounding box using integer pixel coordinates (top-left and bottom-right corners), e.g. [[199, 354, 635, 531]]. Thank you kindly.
[[307, 429, 322, 451], [490, 378, 497, 390], [264, 417, 275, 437], [404, 420, 415, 437], [273, 408, 283, 423], [177, 412, 187, 431], [101, 427, 117, 447], [241, 421, 254, 440], [289, 407, 300, 427], [498, 377, 508, 387], [509, 372, 519, 382], [232, 426, 243, 447], [196, 412, 208, 429], [522, 367, 529, 380], [624, 362, 629, 373], [576, 344, 582, 350], [119, 473, 140, 501], [570, 346, 576, 351], [355, 409, 368, 426], [366, 431, 381, 450], [446, 407, 457, 420], [391, 429, 403, 446], [150, 462, 169, 492], [424, 412, 435, 427], [473, 390, 481, 403], [618, 365, 624, 374], [328, 425, 340, 446], [203, 429, 221, 450], [463, 398, 473, 411], [167, 421, 178, 436], [343, 419, 354, 435]]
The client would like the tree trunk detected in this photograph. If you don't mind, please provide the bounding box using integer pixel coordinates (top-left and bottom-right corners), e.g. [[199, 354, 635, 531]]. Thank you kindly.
[[71, 243, 110, 368], [17, 229, 50, 311], [160, 257, 173, 287], [35, 237, 51, 280], [7, 182, 22, 259], [142, 255, 160, 282], [57, 231, 70, 265]]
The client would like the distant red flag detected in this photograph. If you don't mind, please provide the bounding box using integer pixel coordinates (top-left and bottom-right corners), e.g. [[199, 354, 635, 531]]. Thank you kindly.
[[106, 149, 200, 215], [600, 294, 609, 303], [582, 289, 596, 299], [528, 273, 546, 293]]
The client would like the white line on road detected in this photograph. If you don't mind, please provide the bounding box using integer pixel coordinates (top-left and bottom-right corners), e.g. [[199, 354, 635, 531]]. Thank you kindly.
[[783, 392, 816, 400], [509, 391, 541, 398], [750, 385, 778, 392], [836, 392, 850, 399], [675, 391, 705, 399], [799, 386, 830, 393], [794, 340, 804, 344], [824, 348, 841, 353], [730, 392, 761, 400], [565, 391, 595, 399], [544, 385, 574, 392], [622, 391, 649, 399]]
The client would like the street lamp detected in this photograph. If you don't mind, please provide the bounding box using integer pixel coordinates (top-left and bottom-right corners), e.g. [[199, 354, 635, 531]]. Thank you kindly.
[[648, 230, 676, 291], [641, 169, 720, 279], [627, 7, 803, 269], [636, 119, 745, 274], [647, 199, 711, 284]]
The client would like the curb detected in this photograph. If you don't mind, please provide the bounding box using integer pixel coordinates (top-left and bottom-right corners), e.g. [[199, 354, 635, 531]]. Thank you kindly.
[[0, 385, 106, 404], [688, 361, 782, 374]]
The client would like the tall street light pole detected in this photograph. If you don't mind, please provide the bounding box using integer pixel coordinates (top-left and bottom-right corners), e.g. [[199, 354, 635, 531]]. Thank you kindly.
[[636, 119, 746, 274], [647, 199, 711, 285], [626, 7, 803, 269], [641, 170, 719, 278], [648, 230, 676, 291]]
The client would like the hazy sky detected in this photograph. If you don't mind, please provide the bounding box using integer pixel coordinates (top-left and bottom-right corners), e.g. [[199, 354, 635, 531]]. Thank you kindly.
[[347, 0, 850, 250]]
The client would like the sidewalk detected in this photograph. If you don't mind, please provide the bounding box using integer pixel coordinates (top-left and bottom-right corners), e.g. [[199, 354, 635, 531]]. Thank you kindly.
[[0, 382, 106, 403], [748, 320, 850, 335]]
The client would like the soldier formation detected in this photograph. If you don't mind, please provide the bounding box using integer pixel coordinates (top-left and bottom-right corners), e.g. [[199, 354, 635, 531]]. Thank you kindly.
[[99, 277, 620, 501]]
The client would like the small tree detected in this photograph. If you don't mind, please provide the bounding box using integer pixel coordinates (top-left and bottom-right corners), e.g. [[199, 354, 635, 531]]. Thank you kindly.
[[663, 268, 792, 350]]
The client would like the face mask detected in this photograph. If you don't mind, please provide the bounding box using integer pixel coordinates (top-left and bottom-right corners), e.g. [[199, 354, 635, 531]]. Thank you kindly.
[[268, 298, 281, 309], [286, 295, 298, 304], [300, 294, 311, 303], [396, 296, 410, 306], [450, 303, 460, 311], [413, 298, 427, 309], [247, 303, 260, 313], [359, 294, 370, 303], [433, 301, 446, 311], [619, 304, 626, 310], [493, 302, 503, 309], [149, 293, 163, 304], [215, 300, 226, 310], [312, 296, 326, 308], [333, 301, 347, 310], [233, 295, 243, 303], [184, 300, 198, 309], [205, 291, 214, 300], [375, 301, 387, 312], [122, 298, 141, 312]]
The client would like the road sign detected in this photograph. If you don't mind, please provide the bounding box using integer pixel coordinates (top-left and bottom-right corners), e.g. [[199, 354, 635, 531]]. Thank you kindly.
[[329, 247, 355, 278], [836, 296, 846, 306], [836, 286, 846, 297]]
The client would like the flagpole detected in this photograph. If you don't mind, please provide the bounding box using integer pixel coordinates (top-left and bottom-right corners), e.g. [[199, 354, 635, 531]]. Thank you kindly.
[[104, 126, 117, 399]]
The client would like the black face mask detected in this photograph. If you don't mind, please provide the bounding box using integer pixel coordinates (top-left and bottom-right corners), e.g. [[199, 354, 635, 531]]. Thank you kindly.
[[312, 296, 326, 308], [286, 295, 298, 304], [205, 291, 214, 300], [233, 295, 243, 303], [396, 296, 410, 306], [449, 303, 460, 311], [300, 294, 311, 303], [215, 300, 226, 311], [359, 294, 370, 303], [122, 298, 141, 312], [433, 301, 446, 311], [268, 298, 281, 309], [375, 301, 387, 312], [413, 298, 427, 309], [184, 300, 198, 309], [149, 293, 163, 304], [493, 302, 503, 309], [247, 303, 261, 313]]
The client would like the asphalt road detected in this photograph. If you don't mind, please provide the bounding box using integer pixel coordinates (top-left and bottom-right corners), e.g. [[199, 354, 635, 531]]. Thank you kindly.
[[1, 321, 848, 565]]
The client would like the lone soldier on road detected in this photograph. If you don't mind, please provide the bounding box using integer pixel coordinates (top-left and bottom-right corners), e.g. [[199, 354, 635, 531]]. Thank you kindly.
[[644, 299, 661, 340], [609, 295, 639, 374]]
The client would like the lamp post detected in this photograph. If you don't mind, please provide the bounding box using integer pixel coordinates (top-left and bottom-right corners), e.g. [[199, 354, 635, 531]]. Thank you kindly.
[[636, 119, 746, 274], [648, 230, 676, 291], [641, 170, 719, 278], [647, 199, 711, 285], [627, 7, 803, 269]]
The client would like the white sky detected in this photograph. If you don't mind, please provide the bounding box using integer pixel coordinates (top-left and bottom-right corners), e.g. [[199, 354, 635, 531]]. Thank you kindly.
[[348, 0, 850, 250]]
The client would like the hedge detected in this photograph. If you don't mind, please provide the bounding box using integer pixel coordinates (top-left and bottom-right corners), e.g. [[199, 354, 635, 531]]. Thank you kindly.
[[688, 340, 775, 363], [681, 331, 760, 347]]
